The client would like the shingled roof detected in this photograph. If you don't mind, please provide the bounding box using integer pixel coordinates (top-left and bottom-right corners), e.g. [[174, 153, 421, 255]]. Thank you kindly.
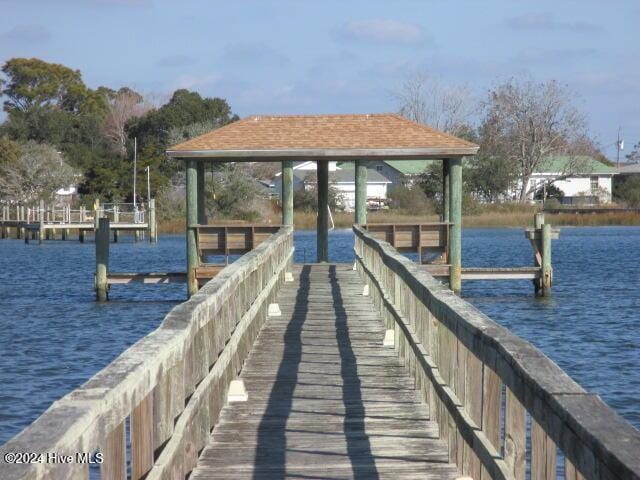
[[167, 113, 478, 161]]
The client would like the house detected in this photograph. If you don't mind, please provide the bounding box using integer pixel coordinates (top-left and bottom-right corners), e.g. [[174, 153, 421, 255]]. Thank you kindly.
[[273, 161, 392, 211], [273, 160, 432, 210], [515, 156, 617, 204]]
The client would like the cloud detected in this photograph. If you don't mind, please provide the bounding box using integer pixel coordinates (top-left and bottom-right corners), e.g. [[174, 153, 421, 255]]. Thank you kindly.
[[0, 25, 51, 44], [155, 55, 196, 68], [513, 47, 598, 64], [221, 43, 289, 67], [506, 13, 602, 33], [336, 19, 429, 46]]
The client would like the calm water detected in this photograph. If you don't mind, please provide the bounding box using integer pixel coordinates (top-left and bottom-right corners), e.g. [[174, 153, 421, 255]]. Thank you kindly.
[[0, 227, 639, 444]]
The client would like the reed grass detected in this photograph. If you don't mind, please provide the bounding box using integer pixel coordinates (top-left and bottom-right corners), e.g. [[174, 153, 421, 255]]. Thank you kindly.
[[159, 207, 640, 233]]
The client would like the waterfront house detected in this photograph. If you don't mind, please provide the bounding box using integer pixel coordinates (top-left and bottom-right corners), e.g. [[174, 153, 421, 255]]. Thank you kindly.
[[273, 159, 431, 210], [513, 156, 617, 204]]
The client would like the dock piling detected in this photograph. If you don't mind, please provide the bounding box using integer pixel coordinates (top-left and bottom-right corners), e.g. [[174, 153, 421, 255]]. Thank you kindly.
[[148, 199, 157, 243], [541, 222, 552, 296], [96, 217, 110, 301]]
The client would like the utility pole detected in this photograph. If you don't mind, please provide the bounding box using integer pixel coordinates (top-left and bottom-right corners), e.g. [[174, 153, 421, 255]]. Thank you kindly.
[[617, 127, 624, 168]]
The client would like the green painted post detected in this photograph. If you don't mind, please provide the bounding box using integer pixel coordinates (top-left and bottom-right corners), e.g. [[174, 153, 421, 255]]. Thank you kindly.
[[442, 160, 450, 223], [186, 159, 199, 296], [149, 198, 157, 243], [96, 217, 110, 302], [317, 160, 329, 263], [449, 157, 463, 293], [282, 160, 294, 226], [541, 223, 552, 296], [355, 159, 367, 225], [197, 160, 206, 225], [533, 212, 544, 295]]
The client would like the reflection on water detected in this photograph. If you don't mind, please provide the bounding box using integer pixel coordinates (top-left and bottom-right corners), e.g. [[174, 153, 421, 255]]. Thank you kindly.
[[0, 226, 639, 444]]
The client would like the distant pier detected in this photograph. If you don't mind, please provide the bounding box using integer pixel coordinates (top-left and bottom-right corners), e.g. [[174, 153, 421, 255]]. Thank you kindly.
[[0, 199, 157, 243]]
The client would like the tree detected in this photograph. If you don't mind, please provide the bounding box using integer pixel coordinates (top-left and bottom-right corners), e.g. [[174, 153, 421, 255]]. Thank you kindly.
[[480, 78, 588, 202], [466, 154, 519, 202], [1, 58, 92, 113], [627, 141, 640, 164], [102, 87, 149, 156], [394, 70, 476, 136], [0, 141, 78, 203], [0, 136, 21, 168]]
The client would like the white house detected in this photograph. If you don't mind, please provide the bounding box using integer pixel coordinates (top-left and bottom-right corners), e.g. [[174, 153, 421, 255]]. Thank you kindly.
[[273, 161, 392, 211], [273, 160, 434, 210], [514, 156, 617, 204]]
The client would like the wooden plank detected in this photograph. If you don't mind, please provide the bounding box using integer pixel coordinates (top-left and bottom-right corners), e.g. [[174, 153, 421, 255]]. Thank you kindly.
[[504, 389, 526, 480], [101, 422, 126, 480], [131, 392, 154, 480], [532, 419, 557, 480]]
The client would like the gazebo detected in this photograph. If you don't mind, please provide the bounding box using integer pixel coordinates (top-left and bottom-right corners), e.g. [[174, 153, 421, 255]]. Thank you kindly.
[[167, 113, 478, 295]]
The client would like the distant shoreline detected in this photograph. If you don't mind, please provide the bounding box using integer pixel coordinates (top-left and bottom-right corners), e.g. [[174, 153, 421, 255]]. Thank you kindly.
[[158, 209, 640, 233]]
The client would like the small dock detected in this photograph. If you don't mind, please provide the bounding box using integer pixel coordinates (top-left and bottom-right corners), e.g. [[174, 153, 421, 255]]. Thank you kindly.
[[0, 200, 156, 243]]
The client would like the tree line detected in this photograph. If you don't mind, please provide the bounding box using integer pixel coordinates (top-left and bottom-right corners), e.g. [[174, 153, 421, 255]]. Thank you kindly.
[[0, 57, 238, 207]]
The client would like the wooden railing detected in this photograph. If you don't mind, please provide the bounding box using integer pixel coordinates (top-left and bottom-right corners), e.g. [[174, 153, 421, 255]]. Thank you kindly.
[[353, 225, 640, 480], [0, 226, 294, 480]]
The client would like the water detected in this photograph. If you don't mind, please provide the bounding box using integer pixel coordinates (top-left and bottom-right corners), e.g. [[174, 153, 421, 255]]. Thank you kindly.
[[1, 227, 639, 445]]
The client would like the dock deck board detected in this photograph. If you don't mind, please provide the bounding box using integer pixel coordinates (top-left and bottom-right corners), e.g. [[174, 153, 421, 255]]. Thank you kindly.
[[191, 264, 458, 480]]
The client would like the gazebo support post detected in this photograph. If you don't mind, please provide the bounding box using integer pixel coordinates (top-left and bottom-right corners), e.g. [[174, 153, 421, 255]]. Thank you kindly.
[[355, 160, 367, 225], [186, 159, 199, 297], [197, 160, 206, 225], [442, 160, 450, 223], [449, 157, 463, 294], [282, 160, 294, 226], [317, 160, 329, 263]]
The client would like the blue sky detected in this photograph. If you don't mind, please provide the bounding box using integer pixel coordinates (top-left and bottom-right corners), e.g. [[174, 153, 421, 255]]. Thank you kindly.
[[0, 0, 638, 159]]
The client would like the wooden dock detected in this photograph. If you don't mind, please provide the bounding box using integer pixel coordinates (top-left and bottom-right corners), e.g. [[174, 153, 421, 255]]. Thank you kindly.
[[0, 200, 156, 243], [1, 226, 639, 480], [191, 264, 458, 479]]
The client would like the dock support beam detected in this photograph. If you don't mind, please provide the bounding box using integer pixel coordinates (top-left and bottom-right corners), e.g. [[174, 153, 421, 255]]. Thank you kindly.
[[96, 217, 110, 301], [39, 200, 45, 245], [317, 160, 329, 263], [197, 161, 206, 225], [442, 161, 450, 223], [282, 160, 293, 226], [186, 159, 199, 297], [355, 159, 367, 225], [449, 158, 462, 293], [148, 199, 157, 242]]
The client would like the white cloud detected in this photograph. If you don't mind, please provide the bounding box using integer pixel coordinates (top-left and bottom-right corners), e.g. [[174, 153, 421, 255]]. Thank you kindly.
[[336, 19, 428, 46]]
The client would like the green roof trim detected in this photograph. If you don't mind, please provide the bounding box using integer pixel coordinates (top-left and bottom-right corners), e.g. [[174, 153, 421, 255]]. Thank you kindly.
[[535, 156, 617, 174]]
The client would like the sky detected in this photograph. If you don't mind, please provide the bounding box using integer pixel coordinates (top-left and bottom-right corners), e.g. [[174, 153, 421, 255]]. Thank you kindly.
[[0, 0, 638, 160]]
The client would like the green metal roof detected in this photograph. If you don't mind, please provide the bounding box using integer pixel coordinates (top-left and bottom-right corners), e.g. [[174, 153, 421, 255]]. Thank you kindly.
[[535, 156, 617, 174]]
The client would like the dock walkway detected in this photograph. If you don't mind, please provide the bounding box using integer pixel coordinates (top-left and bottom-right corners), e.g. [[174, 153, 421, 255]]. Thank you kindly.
[[191, 264, 457, 480]]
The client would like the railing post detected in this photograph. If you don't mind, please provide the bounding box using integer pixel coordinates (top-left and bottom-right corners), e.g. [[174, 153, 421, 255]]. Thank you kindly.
[[148, 198, 157, 243], [96, 217, 110, 301]]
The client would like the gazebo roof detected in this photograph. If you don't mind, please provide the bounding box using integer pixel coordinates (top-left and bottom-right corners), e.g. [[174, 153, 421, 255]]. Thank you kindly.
[[167, 113, 478, 161]]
